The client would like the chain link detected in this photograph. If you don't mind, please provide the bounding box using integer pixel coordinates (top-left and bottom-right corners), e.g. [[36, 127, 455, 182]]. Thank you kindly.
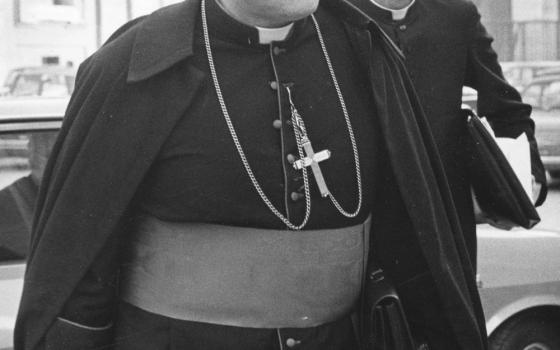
[[201, 0, 363, 229], [310, 15, 363, 217]]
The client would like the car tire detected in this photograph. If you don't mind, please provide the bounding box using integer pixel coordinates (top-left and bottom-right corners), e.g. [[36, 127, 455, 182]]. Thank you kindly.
[[489, 312, 560, 350]]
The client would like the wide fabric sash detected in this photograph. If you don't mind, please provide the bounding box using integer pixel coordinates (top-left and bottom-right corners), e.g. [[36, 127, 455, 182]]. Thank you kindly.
[[119, 215, 370, 328]]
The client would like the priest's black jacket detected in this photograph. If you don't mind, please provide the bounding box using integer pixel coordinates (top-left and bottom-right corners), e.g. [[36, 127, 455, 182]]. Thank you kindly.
[[14, 0, 487, 349], [350, 0, 548, 273]]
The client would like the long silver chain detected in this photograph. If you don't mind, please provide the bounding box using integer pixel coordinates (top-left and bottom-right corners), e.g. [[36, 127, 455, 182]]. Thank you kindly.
[[201, 0, 362, 230], [308, 15, 363, 217]]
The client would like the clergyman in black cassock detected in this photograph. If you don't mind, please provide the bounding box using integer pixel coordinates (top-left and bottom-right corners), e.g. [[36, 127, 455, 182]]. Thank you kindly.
[[15, 1, 487, 349]]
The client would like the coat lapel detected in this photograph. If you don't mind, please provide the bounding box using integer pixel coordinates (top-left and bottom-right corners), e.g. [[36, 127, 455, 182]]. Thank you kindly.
[[17, 58, 206, 350], [364, 23, 487, 349], [338, 5, 486, 346], [17, 2, 208, 348]]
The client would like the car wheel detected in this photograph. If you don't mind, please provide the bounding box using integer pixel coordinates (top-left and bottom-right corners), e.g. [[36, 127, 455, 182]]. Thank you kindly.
[[489, 312, 560, 350]]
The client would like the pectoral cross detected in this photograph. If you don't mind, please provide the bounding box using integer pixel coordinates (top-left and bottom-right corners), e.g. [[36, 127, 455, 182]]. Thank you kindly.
[[285, 86, 332, 198], [293, 137, 331, 197]]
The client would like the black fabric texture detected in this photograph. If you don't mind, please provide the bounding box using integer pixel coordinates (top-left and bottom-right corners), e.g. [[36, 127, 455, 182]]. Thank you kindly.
[[351, 0, 549, 272], [113, 302, 358, 350], [135, 0, 378, 228], [15, 1, 487, 349]]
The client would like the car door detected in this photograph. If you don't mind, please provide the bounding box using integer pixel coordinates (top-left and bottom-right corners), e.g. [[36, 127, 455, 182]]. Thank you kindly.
[[542, 80, 560, 111], [0, 115, 62, 349], [522, 82, 545, 109]]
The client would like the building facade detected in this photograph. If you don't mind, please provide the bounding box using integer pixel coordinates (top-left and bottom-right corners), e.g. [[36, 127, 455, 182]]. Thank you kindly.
[[477, 0, 559, 61], [0, 0, 181, 82], [0, 0, 95, 82], [1, 0, 559, 83]]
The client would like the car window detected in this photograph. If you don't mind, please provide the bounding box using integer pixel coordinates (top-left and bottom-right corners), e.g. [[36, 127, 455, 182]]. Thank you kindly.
[[6, 71, 76, 97], [522, 84, 544, 106], [504, 68, 522, 83], [0, 130, 57, 262], [10, 74, 43, 97], [40, 75, 69, 97], [502, 68, 520, 86], [2, 71, 18, 89], [65, 75, 76, 95], [544, 81, 560, 94], [521, 68, 536, 84], [524, 84, 543, 95]]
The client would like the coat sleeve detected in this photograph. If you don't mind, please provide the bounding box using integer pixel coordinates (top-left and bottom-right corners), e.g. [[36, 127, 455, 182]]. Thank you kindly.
[[34, 59, 121, 350], [27, 20, 143, 349], [16, 9, 202, 348], [463, 3, 547, 205], [46, 18, 147, 332]]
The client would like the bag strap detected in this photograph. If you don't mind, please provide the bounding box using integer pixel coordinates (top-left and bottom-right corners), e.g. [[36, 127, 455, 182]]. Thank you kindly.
[[364, 262, 416, 350]]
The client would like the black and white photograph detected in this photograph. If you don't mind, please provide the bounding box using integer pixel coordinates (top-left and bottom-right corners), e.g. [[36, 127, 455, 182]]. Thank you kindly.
[[0, 0, 559, 349]]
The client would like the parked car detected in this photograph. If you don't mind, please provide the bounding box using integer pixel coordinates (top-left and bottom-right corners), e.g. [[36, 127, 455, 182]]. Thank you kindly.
[[0, 96, 69, 118], [461, 62, 560, 110], [522, 75, 560, 111], [478, 226, 560, 350], [1, 66, 76, 98], [501, 61, 560, 91], [1, 110, 560, 349], [0, 109, 63, 349], [532, 110, 560, 179], [534, 66, 560, 79], [520, 76, 560, 178]]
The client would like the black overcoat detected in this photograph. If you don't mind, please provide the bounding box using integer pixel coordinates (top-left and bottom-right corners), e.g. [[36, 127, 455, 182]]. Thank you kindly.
[[352, 0, 548, 267], [15, 1, 487, 349]]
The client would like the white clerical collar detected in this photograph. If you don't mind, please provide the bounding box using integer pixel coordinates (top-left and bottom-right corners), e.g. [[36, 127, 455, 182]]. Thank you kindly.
[[370, 0, 416, 20], [255, 23, 294, 44]]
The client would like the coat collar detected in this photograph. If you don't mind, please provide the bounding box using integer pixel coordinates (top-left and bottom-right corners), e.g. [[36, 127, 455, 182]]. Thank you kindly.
[[127, 0, 199, 83], [320, 0, 404, 58], [127, 0, 381, 83], [321, 0, 371, 28], [352, 0, 419, 24]]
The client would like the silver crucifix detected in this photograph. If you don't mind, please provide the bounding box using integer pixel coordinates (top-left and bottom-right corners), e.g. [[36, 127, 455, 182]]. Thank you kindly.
[[293, 136, 331, 197], [285, 86, 332, 198]]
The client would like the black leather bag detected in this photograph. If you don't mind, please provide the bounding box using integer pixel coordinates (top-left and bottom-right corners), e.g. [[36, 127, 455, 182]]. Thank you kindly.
[[362, 266, 416, 350], [466, 109, 540, 229]]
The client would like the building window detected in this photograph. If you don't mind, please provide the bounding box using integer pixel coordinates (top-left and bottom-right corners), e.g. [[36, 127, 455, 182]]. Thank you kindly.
[[18, 0, 84, 24], [42, 56, 60, 65], [53, 0, 75, 5]]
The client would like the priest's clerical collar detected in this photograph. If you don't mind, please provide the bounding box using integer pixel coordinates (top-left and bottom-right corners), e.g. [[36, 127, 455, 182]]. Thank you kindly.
[[208, 0, 300, 46], [255, 24, 295, 44], [370, 0, 416, 20]]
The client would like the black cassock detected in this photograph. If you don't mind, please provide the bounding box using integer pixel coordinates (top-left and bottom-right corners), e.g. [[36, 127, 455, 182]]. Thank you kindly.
[[15, 1, 486, 349]]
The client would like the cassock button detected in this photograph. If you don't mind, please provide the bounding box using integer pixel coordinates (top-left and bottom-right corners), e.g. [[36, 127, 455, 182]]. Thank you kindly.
[[286, 338, 301, 348], [286, 154, 296, 164], [270, 81, 278, 90], [399, 24, 407, 31], [273, 46, 286, 55], [290, 192, 303, 202], [273, 119, 282, 129]]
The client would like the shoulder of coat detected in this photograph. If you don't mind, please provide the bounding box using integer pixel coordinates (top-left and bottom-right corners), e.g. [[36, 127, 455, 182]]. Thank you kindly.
[[422, 0, 478, 17], [420, 0, 479, 32]]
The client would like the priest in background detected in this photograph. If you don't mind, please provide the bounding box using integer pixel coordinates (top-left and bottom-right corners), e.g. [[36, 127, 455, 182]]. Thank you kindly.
[[351, 0, 548, 347]]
